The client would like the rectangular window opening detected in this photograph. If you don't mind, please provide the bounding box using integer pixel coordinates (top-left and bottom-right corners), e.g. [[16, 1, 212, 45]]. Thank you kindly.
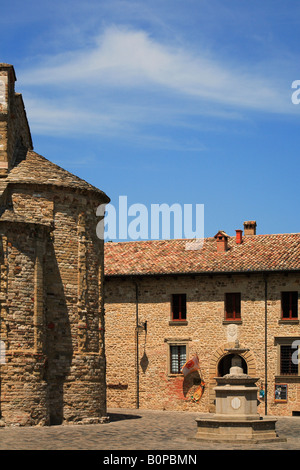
[[280, 345, 298, 375], [170, 344, 186, 374], [281, 292, 298, 320], [225, 293, 241, 321], [171, 294, 187, 321]]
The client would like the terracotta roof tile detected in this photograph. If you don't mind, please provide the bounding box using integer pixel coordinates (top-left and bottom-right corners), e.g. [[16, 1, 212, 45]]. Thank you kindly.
[[104, 233, 300, 276], [6, 150, 109, 201]]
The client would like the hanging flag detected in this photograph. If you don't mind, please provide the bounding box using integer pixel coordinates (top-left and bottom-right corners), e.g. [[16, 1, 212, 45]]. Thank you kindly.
[[181, 354, 200, 377]]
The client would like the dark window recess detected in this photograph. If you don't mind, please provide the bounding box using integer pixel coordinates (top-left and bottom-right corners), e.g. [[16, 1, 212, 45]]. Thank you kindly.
[[280, 345, 298, 375], [170, 345, 186, 374], [281, 292, 298, 319], [225, 293, 241, 320], [172, 294, 187, 321]]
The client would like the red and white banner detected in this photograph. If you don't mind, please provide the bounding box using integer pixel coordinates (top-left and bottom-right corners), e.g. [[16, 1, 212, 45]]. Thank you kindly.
[[181, 354, 200, 377]]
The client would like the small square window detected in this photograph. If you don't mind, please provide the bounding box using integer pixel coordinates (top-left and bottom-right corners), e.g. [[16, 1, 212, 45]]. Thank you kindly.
[[171, 294, 186, 321], [225, 293, 241, 321]]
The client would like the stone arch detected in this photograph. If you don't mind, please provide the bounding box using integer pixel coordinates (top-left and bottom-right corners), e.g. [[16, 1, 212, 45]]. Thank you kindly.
[[207, 343, 257, 413]]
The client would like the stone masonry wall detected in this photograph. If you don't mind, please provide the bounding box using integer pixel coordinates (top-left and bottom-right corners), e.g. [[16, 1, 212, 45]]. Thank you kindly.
[[0, 186, 107, 425], [0, 223, 49, 425], [105, 272, 300, 417], [47, 190, 106, 424]]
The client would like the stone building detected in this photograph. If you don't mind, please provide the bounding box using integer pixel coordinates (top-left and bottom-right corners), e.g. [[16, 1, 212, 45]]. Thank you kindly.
[[0, 64, 110, 426], [104, 222, 300, 417]]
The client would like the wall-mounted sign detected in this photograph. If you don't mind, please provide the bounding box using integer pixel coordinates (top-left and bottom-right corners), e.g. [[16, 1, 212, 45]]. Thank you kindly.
[[275, 384, 287, 402]]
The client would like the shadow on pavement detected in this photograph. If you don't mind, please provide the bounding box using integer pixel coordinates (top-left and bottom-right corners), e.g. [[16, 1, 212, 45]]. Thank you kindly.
[[107, 412, 142, 422]]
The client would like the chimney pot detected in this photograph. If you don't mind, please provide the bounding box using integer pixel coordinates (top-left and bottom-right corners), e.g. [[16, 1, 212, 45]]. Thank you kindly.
[[243, 221, 257, 236], [236, 229, 243, 244]]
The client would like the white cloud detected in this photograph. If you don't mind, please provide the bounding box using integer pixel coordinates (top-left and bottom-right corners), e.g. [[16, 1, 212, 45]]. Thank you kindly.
[[20, 26, 292, 113], [18, 25, 297, 147], [24, 96, 132, 136]]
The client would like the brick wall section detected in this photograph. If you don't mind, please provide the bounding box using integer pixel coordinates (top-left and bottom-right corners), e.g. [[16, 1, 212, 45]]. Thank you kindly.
[[105, 272, 300, 417]]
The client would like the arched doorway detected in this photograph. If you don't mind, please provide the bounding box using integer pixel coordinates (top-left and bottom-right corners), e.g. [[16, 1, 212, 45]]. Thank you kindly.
[[217, 353, 247, 377]]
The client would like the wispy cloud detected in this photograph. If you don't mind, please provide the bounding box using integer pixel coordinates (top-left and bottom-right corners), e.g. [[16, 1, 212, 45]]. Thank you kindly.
[[19, 25, 296, 145], [23, 96, 133, 136]]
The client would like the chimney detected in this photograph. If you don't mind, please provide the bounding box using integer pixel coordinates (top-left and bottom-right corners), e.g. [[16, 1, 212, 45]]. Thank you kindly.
[[214, 231, 229, 252], [235, 229, 243, 244], [243, 221, 257, 236]]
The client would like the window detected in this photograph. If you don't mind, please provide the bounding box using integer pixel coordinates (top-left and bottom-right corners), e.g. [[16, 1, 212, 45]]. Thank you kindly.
[[280, 344, 298, 375], [171, 294, 186, 321], [281, 292, 298, 320], [170, 345, 186, 374], [275, 337, 300, 378], [225, 293, 241, 320]]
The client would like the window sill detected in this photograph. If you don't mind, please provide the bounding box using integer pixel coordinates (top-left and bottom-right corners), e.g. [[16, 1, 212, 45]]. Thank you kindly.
[[278, 319, 299, 325], [275, 376, 300, 382], [222, 320, 242, 325], [169, 321, 188, 326]]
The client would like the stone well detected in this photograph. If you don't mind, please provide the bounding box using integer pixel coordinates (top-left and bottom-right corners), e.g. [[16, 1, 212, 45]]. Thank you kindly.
[[192, 342, 286, 443]]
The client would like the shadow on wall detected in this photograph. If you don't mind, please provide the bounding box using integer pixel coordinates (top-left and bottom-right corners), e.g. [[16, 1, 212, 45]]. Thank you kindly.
[[183, 371, 205, 399], [140, 351, 149, 373], [44, 237, 73, 425]]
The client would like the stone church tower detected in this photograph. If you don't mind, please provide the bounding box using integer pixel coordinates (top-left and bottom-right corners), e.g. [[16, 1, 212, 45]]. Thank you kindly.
[[0, 64, 110, 425]]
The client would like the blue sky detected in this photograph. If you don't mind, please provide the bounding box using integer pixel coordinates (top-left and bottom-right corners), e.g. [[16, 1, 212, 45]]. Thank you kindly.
[[1, 0, 300, 239]]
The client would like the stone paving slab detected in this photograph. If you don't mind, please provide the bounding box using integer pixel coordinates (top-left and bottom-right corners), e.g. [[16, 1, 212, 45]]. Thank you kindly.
[[0, 408, 299, 451]]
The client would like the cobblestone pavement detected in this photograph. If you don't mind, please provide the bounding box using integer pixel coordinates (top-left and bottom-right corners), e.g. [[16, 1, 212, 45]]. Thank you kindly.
[[0, 408, 299, 451]]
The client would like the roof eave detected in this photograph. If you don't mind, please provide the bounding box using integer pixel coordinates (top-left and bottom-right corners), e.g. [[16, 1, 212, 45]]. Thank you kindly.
[[104, 268, 300, 279]]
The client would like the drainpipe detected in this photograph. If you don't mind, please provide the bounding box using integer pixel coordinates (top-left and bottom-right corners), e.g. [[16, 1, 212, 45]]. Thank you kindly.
[[135, 281, 139, 409], [0, 344, 1, 419], [264, 273, 268, 416]]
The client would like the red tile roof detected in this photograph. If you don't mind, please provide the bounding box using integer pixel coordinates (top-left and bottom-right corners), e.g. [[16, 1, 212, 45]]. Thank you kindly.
[[104, 233, 300, 276]]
